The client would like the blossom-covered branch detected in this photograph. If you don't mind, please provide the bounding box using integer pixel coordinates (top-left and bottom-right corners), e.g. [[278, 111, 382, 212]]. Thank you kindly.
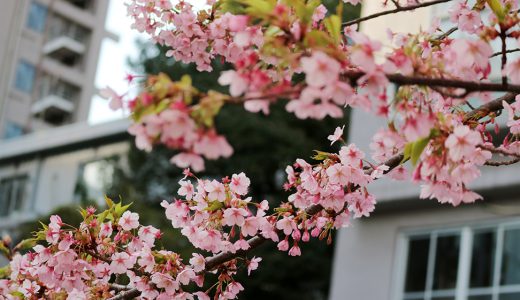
[[4, 0, 520, 299]]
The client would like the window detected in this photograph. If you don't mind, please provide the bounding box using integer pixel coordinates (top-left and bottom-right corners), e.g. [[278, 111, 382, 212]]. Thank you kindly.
[[3, 122, 24, 139], [0, 175, 29, 217], [14, 61, 36, 93], [26, 1, 47, 32], [48, 14, 90, 44], [74, 158, 117, 206], [401, 222, 520, 300]]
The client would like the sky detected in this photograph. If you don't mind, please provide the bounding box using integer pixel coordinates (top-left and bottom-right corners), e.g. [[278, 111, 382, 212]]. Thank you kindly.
[[87, 0, 146, 124], [87, 1, 208, 124]]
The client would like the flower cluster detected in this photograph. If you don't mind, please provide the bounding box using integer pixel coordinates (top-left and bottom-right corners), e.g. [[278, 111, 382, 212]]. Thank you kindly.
[[112, 0, 520, 208], [0, 199, 264, 299], [161, 172, 279, 254]]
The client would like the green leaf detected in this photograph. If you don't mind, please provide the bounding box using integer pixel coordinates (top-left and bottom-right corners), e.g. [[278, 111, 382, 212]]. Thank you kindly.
[[114, 202, 133, 218], [312, 150, 332, 161], [105, 195, 114, 208], [10, 291, 24, 299], [0, 265, 10, 279], [14, 238, 37, 251], [206, 201, 224, 212], [410, 136, 431, 166], [486, 0, 505, 21], [324, 15, 342, 44], [402, 142, 413, 163], [0, 243, 9, 258]]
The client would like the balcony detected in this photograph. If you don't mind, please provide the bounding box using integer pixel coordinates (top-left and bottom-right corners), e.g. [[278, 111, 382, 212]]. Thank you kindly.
[[31, 95, 74, 125], [63, 0, 96, 12], [43, 35, 86, 67]]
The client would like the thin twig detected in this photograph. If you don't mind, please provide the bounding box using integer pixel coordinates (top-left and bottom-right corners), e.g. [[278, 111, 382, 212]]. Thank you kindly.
[[485, 158, 520, 166], [344, 71, 520, 94], [500, 27, 508, 85], [491, 48, 520, 58], [343, 0, 454, 27]]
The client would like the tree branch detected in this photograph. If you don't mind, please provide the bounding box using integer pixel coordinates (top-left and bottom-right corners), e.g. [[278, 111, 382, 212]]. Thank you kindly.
[[344, 72, 520, 94], [343, 0, 454, 27], [491, 48, 520, 58], [109, 92, 518, 300]]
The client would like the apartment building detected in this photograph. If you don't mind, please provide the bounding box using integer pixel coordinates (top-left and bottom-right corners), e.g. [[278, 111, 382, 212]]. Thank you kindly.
[[0, 0, 112, 139], [0, 0, 133, 235], [329, 3, 520, 300]]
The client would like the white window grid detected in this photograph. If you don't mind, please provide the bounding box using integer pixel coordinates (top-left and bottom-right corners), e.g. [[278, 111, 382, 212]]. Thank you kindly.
[[394, 219, 520, 300]]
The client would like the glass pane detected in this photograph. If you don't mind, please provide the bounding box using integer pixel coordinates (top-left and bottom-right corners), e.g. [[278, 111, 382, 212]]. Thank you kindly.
[[14, 61, 35, 93], [501, 228, 520, 285], [26, 1, 47, 32], [468, 296, 492, 300], [470, 231, 496, 287], [0, 182, 9, 217], [13, 177, 27, 211], [433, 235, 460, 290], [499, 292, 520, 300], [405, 237, 430, 292], [4, 122, 24, 139], [431, 298, 454, 300]]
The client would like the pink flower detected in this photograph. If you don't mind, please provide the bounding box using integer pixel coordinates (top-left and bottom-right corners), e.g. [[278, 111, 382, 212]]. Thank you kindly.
[[100, 86, 123, 111], [230, 172, 250, 195], [241, 217, 260, 237], [328, 126, 345, 145], [326, 163, 349, 185], [138, 225, 160, 247], [189, 253, 206, 272], [312, 5, 327, 23], [178, 180, 195, 200], [227, 15, 249, 32], [288, 245, 302, 256], [505, 59, 520, 85], [177, 268, 196, 285], [99, 222, 113, 238], [247, 257, 262, 275], [218, 70, 248, 96], [223, 208, 249, 227], [110, 252, 135, 274], [276, 217, 295, 235], [277, 239, 289, 251], [350, 32, 381, 73], [118, 211, 140, 231], [67, 288, 86, 300], [194, 292, 211, 300], [205, 180, 227, 202], [445, 126, 481, 161], [300, 51, 341, 88], [170, 153, 205, 172]]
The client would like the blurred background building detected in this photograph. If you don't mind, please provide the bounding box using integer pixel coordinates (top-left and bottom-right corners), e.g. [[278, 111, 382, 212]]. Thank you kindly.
[[0, 0, 131, 233], [329, 2, 520, 300]]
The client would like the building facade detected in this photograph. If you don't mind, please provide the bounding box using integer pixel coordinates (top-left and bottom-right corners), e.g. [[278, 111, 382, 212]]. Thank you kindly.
[[329, 3, 520, 300], [0, 0, 112, 139], [0, 119, 130, 233], [0, 0, 131, 236]]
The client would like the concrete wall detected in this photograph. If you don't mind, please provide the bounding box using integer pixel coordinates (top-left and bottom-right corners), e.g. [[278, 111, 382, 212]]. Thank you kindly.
[[329, 196, 520, 300]]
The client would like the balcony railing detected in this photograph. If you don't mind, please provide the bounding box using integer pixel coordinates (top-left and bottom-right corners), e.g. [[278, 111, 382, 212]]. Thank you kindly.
[[31, 95, 75, 125]]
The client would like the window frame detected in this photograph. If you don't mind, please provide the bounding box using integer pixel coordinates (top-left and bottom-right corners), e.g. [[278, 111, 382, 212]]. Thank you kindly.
[[395, 219, 520, 300], [0, 175, 29, 218]]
